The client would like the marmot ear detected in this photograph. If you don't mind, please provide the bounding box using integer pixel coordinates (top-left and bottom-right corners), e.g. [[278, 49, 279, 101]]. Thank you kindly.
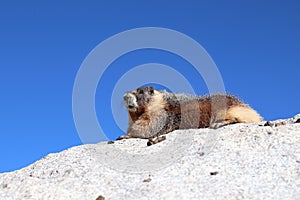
[[149, 86, 154, 95]]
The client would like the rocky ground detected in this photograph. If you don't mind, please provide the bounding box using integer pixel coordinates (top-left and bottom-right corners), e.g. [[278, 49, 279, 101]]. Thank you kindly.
[[0, 114, 299, 200]]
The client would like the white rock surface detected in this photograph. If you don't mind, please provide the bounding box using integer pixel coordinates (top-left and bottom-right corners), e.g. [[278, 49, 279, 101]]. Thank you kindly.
[[0, 115, 299, 200]]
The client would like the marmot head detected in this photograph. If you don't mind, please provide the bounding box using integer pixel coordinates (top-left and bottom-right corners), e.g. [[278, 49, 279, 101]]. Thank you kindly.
[[123, 86, 155, 113]]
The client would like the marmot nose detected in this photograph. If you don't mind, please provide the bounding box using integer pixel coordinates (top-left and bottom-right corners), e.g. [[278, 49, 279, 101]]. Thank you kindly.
[[123, 94, 129, 101]]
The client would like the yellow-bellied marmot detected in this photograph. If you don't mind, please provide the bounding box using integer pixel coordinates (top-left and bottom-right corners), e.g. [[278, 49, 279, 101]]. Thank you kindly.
[[117, 86, 262, 141]]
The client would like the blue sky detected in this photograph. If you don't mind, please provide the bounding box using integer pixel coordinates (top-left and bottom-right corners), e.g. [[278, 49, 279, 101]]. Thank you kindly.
[[0, 1, 299, 173]]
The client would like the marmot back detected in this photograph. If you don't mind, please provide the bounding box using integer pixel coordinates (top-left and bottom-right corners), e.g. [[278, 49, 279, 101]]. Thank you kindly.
[[117, 86, 263, 140]]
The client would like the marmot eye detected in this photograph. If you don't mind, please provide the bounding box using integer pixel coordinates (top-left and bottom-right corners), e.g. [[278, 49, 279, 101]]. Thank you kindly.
[[149, 89, 154, 95]]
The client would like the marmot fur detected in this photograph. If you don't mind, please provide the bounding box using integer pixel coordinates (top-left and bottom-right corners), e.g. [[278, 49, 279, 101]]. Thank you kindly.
[[117, 86, 263, 140]]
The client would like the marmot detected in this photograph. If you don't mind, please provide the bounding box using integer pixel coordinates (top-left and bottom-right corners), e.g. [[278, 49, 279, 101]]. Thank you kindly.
[[117, 86, 263, 142]]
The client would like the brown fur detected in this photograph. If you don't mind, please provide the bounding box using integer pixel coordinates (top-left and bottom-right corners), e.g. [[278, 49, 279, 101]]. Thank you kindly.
[[117, 86, 263, 141]]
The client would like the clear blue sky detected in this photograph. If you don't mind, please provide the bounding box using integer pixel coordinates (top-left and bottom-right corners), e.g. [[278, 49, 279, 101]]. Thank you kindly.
[[0, 1, 299, 173]]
